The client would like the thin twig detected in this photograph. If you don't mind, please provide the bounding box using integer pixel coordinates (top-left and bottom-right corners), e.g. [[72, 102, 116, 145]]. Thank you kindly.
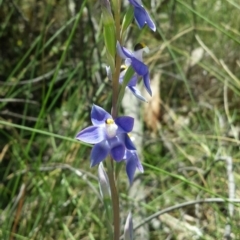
[[0, 98, 39, 104], [119, 198, 240, 239], [195, 34, 220, 65], [0, 110, 43, 122], [0, 69, 68, 86], [6, 163, 98, 181]]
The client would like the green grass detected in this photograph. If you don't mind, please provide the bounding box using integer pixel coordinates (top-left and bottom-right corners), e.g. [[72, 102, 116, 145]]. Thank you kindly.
[[1, 0, 240, 239]]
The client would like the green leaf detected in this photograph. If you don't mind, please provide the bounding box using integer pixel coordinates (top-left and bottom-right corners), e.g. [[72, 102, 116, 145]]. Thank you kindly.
[[116, 66, 135, 110], [106, 49, 115, 72], [121, 7, 134, 35], [104, 24, 116, 59]]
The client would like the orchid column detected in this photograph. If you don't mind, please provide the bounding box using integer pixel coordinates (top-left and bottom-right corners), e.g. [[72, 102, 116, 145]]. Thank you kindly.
[[76, 0, 156, 239]]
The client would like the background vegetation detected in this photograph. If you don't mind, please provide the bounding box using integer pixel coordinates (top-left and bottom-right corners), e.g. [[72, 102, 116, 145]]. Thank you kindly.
[[1, 0, 240, 239]]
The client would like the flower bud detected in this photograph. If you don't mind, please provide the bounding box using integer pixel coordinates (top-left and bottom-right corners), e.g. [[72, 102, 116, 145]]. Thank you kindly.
[[98, 162, 111, 199], [100, 0, 114, 24], [99, 0, 111, 14], [106, 66, 112, 80], [124, 212, 133, 240]]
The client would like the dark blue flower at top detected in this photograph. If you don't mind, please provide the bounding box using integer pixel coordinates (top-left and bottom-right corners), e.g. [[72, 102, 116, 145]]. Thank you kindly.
[[76, 105, 136, 167], [117, 41, 152, 96], [128, 0, 156, 31]]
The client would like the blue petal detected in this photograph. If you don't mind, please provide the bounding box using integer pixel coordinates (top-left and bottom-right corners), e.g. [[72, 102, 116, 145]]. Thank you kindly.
[[111, 143, 125, 161], [128, 86, 147, 102], [128, 0, 141, 8], [128, 74, 138, 86], [145, 10, 156, 31], [126, 153, 137, 184], [117, 41, 133, 59], [91, 105, 112, 126], [90, 140, 109, 167], [125, 150, 143, 184], [134, 6, 147, 29], [143, 73, 152, 96], [115, 117, 134, 132], [131, 151, 143, 172], [125, 58, 132, 66], [119, 70, 138, 87], [136, 156, 144, 173], [131, 58, 148, 76], [76, 126, 105, 144], [124, 134, 136, 150], [130, 0, 156, 31]]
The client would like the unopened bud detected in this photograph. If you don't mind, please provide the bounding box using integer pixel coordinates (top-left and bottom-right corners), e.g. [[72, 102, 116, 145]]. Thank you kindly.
[[99, 0, 111, 13], [98, 162, 111, 199], [99, 0, 114, 25], [106, 66, 112, 80], [124, 212, 133, 240]]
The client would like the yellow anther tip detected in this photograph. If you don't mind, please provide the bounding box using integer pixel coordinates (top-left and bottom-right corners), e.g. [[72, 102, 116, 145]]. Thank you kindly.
[[120, 65, 127, 72], [105, 118, 114, 124]]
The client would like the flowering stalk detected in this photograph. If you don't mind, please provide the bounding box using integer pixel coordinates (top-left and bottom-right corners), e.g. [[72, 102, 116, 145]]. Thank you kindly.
[[109, 1, 122, 238], [76, 0, 156, 239], [111, 0, 121, 119], [98, 163, 113, 238], [106, 158, 120, 239]]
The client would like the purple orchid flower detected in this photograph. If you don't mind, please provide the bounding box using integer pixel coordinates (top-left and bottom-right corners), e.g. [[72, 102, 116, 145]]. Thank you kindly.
[[128, 0, 156, 31], [106, 64, 147, 102], [117, 41, 152, 96], [124, 149, 144, 184], [119, 65, 147, 102], [76, 105, 136, 167]]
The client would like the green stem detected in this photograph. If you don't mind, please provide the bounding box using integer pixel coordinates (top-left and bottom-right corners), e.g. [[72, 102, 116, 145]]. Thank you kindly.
[[109, 1, 122, 239], [112, 55, 121, 118], [111, 0, 121, 118], [106, 158, 120, 240]]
